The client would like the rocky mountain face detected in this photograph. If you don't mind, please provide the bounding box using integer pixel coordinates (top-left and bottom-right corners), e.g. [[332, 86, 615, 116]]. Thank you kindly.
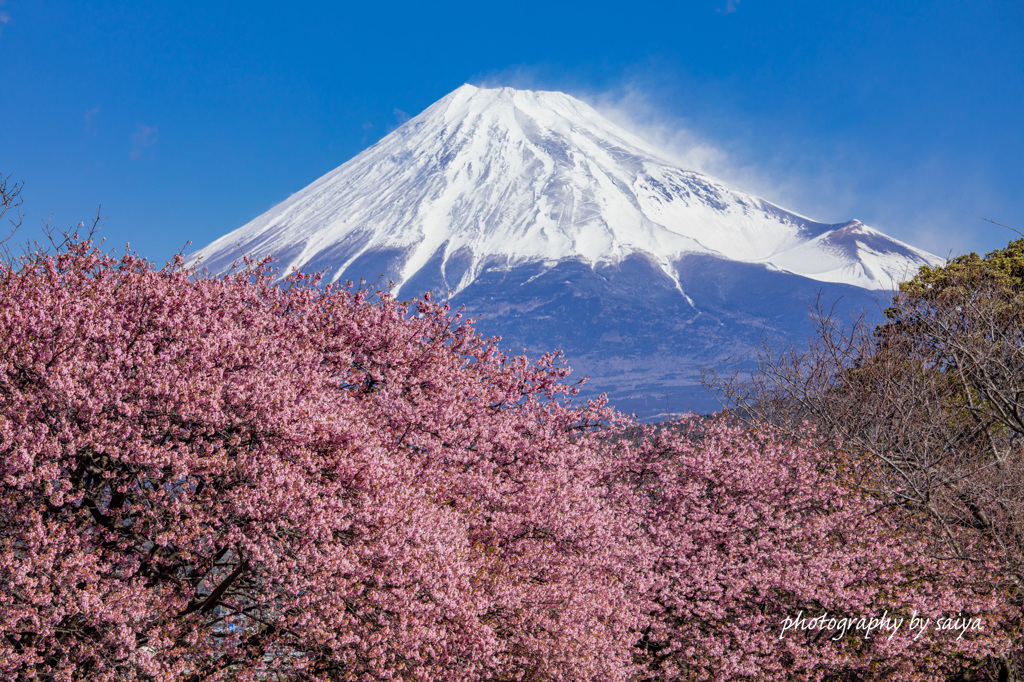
[[191, 85, 940, 417]]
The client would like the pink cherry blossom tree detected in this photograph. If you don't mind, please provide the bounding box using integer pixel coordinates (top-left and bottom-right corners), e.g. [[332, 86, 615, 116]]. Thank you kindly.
[[619, 419, 1018, 680], [0, 238, 645, 680], [0, 229, 1017, 680]]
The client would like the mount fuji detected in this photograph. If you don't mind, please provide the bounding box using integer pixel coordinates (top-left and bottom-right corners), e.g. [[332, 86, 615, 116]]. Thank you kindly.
[[191, 84, 941, 416]]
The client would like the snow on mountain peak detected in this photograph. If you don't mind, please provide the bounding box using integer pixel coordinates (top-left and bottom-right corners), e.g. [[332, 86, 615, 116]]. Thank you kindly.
[[190, 85, 941, 294]]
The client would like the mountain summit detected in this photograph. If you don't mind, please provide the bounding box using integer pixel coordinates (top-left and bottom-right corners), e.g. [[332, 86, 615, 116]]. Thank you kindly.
[[192, 84, 938, 294], [192, 85, 942, 416]]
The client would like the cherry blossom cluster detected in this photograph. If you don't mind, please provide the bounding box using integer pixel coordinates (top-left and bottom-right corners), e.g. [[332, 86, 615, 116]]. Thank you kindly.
[[615, 420, 1017, 680], [0, 239, 1015, 680]]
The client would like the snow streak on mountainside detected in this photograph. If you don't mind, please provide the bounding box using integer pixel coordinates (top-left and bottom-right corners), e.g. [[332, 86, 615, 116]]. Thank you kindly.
[[191, 84, 940, 293]]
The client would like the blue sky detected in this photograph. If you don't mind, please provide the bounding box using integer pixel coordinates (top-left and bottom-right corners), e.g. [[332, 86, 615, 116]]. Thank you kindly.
[[1, 0, 1021, 263]]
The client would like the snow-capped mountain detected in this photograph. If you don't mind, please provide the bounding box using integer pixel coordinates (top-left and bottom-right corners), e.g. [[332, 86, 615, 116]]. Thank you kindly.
[[192, 84, 938, 293], [191, 85, 942, 416]]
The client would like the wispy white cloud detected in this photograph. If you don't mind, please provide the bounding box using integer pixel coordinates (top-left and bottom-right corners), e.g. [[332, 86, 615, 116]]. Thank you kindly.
[[84, 107, 100, 136], [716, 0, 740, 15], [130, 124, 158, 160], [385, 108, 411, 134], [584, 84, 821, 216], [0, 0, 12, 37], [579, 84, 998, 257]]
